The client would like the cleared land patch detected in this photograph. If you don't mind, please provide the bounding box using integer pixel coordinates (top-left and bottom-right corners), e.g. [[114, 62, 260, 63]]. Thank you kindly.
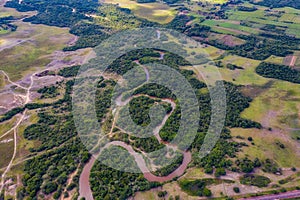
[[0, 22, 74, 82], [104, 0, 176, 24]]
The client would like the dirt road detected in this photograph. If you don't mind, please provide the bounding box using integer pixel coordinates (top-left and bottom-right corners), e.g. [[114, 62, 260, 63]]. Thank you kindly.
[[78, 157, 95, 200], [240, 190, 300, 200], [0, 70, 34, 194], [290, 55, 297, 67]]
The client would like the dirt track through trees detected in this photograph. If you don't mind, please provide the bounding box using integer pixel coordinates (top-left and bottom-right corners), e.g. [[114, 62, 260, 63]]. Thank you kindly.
[[0, 70, 34, 194]]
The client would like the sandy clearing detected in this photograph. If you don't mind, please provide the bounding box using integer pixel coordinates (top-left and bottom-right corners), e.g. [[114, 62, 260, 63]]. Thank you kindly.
[[290, 55, 297, 67]]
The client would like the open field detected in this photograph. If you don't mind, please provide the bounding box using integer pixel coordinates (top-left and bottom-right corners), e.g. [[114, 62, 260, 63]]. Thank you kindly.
[[0, 29, 10, 35], [217, 55, 265, 85], [0, 118, 17, 137], [201, 20, 260, 35], [0, 73, 4, 89], [241, 80, 300, 125], [226, 4, 300, 37], [0, 22, 75, 82], [208, 33, 246, 46], [236, 80, 300, 168], [231, 128, 300, 168], [265, 55, 285, 65], [0, 131, 14, 169], [0, 4, 32, 18], [104, 0, 176, 24]]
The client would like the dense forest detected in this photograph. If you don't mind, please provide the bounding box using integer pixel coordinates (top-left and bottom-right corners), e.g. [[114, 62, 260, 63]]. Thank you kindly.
[[256, 62, 300, 84], [90, 159, 160, 200], [232, 35, 298, 60], [0, 16, 17, 33], [250, 0, 300, 9], [5, 0, 98, 27]]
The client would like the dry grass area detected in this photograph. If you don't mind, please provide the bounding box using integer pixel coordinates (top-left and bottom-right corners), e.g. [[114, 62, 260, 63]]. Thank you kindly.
[[104, 0, 176, 24], [0, 131, 14, 169], [133, 182, 202, 200], [0, 21, 75, 82], [208, 33, 246, 47], [0, 117, 17, 137]]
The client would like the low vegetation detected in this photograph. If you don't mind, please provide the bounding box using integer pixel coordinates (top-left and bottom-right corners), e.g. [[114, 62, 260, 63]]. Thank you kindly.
[[240, 174, 271, 188], [179, 179, 212, 197]]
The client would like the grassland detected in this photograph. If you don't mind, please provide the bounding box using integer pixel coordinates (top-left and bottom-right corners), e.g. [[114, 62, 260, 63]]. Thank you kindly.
[[0, 131, 14, 169], [216, 55, 265, 85], [0, 22, 74, 82], [0, 117, 17, 137], [235, 79, 300, 168], [208, 33, 246, 46], [231, 128, 300, 168], [0, 28, 10, 35], [0, 73, 4, 89], [264, 55, 285, 65], [0, 4, 28, 18], [104, 0, 176, 24], [241, 80, 300, 124]]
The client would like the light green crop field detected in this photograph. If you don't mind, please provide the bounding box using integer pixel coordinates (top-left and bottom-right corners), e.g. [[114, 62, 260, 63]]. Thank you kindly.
[[104, 0, 176, 24], [201, 20, 260, 35], [279, 13, 300, 24], [226, 4, 300, 37]]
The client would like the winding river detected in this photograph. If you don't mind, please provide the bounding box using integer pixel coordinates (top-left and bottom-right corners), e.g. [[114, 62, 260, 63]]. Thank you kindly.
[[78, 56, 192, 200]]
